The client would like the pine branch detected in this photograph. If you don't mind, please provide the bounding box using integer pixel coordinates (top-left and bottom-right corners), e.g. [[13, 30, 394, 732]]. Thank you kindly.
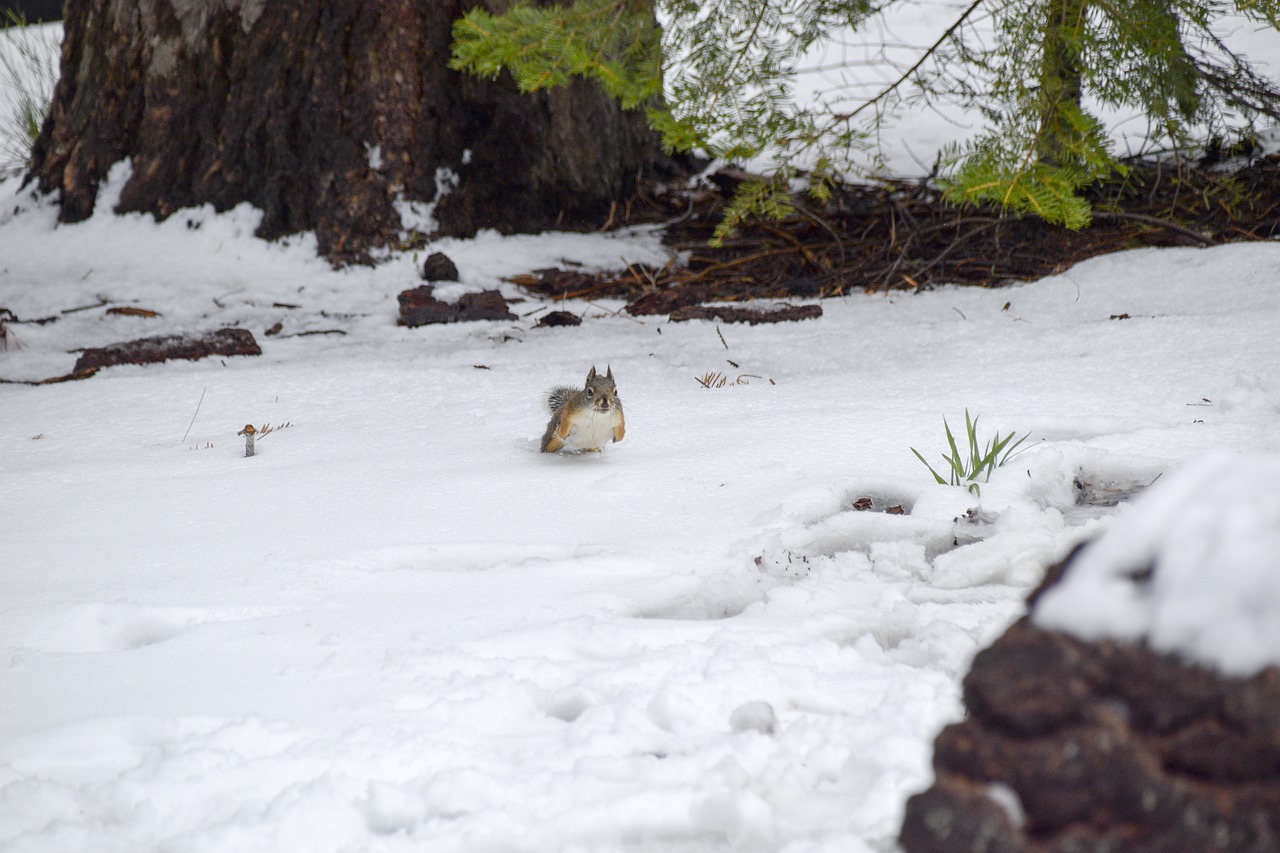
[[831, 0, 987, 126]]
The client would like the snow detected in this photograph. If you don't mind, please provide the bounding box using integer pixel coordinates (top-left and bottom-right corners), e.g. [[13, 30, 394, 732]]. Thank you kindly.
[[3, 14, 1280, 853], [1034, 452, 1280, 676], [4, 162, 1280, 850]]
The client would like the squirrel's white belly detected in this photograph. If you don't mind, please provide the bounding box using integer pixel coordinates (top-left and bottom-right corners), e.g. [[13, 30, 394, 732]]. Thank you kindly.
[[563, 408, 620, 451]]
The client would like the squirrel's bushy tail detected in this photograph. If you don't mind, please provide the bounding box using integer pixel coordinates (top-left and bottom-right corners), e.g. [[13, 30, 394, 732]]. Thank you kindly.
[[547, 387, 577, 412]]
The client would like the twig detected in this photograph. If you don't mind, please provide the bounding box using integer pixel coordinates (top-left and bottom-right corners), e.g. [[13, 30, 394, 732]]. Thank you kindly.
[[581, 298, 647, 325], [599, 200, 617, 231], [181, 387, 206, 444], [911, 220, 1002, 280], [832, 0, 986, 126], [622, 257, 664, 293], [682, 246, 816, 283], [876, 214, 1006, 289], [553, 280, 622, 301], [696, 371, 728, 388], [256, 421, 293, 438], [668, 194, 697, 225], [61, 298, 109, 314], [794, 203, 847, 265], [1090, 211, 1212, 245]]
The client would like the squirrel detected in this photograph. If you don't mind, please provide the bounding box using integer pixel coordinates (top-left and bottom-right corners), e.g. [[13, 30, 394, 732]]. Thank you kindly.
[[540, 366, 625, 453]]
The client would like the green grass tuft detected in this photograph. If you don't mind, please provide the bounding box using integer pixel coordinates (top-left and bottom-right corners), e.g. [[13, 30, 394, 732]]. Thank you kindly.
[[910, 409, 1031, 497], [1, 11, 59, 179]]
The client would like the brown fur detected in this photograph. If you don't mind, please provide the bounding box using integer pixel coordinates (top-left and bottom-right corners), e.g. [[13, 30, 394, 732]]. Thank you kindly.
[[540, 366, 625, 453]]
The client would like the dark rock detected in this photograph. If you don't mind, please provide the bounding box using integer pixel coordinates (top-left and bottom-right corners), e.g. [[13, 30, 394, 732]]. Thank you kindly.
[[900, 548, 1280, 853], [456, 290, 516, 322], [72, 328, 261, 373], [960, 622, 1099, 736], [668, 303, 822, 325], [536, 310, 582, 328], [421, 252, 460, 282], [397, 285, 515, 327], [900, 780, 1022, 853]]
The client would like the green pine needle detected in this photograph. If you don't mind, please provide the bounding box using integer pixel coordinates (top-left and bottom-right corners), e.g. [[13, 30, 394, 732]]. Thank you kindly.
[[1, 10, 58, 178]]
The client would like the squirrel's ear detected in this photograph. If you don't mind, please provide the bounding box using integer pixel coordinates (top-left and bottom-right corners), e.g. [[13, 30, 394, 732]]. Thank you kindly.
[[606, 365, 614, 380], [586, 366, 597, 383]]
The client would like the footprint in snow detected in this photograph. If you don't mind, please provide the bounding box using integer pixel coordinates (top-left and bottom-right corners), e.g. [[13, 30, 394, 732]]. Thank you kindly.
[[22, 602, 283, 654]]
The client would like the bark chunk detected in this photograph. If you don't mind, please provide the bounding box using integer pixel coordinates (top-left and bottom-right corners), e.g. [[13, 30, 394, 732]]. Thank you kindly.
[[73, 328, 261, 372]]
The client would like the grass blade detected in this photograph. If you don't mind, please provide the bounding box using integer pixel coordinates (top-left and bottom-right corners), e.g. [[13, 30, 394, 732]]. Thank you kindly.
[[911, 447, 949, 485]]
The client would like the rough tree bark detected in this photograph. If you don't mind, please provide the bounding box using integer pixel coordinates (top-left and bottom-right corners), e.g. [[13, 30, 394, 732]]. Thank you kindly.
[[27, 0, 677, 264]]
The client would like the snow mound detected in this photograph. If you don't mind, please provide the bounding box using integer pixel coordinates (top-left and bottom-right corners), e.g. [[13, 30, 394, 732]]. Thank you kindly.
[[1034, 452, 1280, 675]]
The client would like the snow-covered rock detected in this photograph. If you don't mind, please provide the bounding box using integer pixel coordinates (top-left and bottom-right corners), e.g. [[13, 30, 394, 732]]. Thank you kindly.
[[902, 455, 1280, 852], [1034, 452, 1280, 675]]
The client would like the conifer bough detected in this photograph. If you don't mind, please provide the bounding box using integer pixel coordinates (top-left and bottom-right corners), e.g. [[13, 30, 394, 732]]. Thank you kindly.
[[451, 0, 1280, 234]]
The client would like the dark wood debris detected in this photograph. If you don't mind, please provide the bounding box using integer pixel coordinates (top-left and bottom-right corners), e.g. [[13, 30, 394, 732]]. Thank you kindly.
[[398, 285, 516, 326], [73, 328, 261, 373], [669, 303, 822, 324], [511, 154, 1280, 318], [105, 306, 161, 318], [852, 496, 908, 515]]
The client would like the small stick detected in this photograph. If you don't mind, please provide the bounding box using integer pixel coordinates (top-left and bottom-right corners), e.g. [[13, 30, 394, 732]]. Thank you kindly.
[[181, 387, 207, 444], [581, 298, 647, 326], [622, 258, 649, 291], [61, 298, 109, 314], [237, 424, 256, 457], [716, 325, 729, 350], [599, 200, 617, 231]]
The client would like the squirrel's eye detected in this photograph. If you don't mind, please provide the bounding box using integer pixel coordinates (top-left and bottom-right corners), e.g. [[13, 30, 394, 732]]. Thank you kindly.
[[586, 388, 594, 398]]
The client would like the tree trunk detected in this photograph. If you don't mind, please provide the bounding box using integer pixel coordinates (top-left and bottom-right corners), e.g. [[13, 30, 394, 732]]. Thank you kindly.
[[27, 0, 677, 264]]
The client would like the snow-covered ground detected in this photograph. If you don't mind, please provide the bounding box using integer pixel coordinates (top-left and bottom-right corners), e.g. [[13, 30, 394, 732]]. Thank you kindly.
[[4, 11, 1280, 853], [3, 161, 1280, 851]]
